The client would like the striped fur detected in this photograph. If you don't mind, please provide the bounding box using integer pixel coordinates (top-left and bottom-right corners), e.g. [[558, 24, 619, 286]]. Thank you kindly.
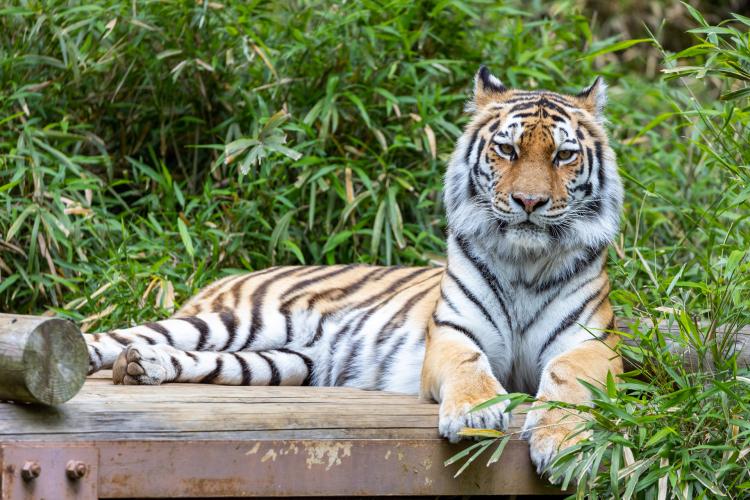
[[86, 66, 624, 478]]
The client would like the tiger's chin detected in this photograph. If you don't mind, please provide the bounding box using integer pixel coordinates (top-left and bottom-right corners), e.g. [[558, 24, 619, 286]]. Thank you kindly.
[[502, 222, 554, 253]]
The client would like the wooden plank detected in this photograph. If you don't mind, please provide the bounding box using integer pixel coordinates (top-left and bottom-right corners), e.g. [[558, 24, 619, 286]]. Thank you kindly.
[[0, 375, 558, 497]]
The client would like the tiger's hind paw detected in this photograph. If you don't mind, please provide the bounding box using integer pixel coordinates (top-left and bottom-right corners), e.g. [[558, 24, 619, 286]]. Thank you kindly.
[[112, 345, 175, 385]]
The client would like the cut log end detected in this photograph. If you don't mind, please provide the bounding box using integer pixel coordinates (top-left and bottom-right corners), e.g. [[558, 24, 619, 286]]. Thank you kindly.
[[0, 314, 88, 405]]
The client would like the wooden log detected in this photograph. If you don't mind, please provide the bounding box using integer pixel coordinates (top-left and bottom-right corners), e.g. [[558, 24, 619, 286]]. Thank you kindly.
[[0, 313, 87, 405], [617, 318, 750, 372]]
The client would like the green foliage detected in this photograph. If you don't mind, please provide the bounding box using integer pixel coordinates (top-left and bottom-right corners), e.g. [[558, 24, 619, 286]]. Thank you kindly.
[[2, 1, 750, 496]]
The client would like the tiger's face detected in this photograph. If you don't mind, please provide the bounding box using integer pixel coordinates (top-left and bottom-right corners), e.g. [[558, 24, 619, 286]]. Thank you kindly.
[[445, 66, 623, 256]]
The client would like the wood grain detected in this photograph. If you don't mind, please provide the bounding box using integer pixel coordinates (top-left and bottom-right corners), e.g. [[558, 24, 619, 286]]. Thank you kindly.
[[0, 313, 87, 405]]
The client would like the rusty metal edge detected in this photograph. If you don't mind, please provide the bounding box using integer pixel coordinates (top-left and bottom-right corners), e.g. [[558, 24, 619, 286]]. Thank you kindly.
[[2, 438, 565, 497]]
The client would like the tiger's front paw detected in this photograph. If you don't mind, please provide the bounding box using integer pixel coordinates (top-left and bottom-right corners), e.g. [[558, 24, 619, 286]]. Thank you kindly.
[[112, 345, 176, 385], [523, 407, 587, 479], [438, 397, 510, 443]]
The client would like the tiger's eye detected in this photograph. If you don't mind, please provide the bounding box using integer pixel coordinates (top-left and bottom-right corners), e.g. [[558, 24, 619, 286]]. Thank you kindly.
[[499, 144, 515, 156], [556, 150, 574, 161]]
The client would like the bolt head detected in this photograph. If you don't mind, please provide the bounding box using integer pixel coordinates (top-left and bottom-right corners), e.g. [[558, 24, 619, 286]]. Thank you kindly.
[[66, 460, 88, 480], [21, 461, 41, 481]]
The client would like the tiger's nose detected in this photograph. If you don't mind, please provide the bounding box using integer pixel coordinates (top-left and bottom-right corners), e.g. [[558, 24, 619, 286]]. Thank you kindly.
[[511, 193, 549, 213]]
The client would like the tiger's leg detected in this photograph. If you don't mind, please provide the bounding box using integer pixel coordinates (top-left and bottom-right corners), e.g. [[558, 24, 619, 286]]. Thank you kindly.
[[420, 318, 509, 443], [85, 312, 244, 374], [523, 333, 622, 475], [112, 344, 314, 386]]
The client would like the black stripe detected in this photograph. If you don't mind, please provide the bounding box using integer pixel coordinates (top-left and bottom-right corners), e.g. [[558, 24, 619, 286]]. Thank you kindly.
[[533, 246, 604, 293], [519, 272, 604, 335], [240, 267, 304, 350], [433, 318, 483, 351], [170, 355, 183, 380], [468, 173, 478, 199], [325, 268, 440, 383], [307, 266, 387, 307], [595, 141, 605, 191], [584, 146, 594, 185], [178, 316, 210, 350], [509, 101, 538, 113], [446, 270, 501, 333], [312, 267, 435, 350], [200, 357, 223, 384], [303, 267, 408, 348], [538, 98, 571, 119], [234, 353, 252, 385], [145, 322, 173, 344], [135, 333, 157, 345], [92, 345, 103, 363], [474, 137, 486, 168], [538, 287, 605, 360], [376, 285, 434, 345], [324, 322, 353, 386], [280, 265, 373, 343], [219, 311, 238, 351], [453, 234, 512, 329], [465, 128, 480, 164], [257, 352, 281, 385], [110, 332, 133, 346], [185, 351, 198, 362], [335, 337, 363, 386], [440, 288, 460, 314], [581, 289, 610, 327], [277, 348, 315, 386], [375, 336, 408, 390]]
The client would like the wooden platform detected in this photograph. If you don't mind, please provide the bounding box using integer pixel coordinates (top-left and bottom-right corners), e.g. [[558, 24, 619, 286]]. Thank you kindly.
[[1, 372, 561, 498]]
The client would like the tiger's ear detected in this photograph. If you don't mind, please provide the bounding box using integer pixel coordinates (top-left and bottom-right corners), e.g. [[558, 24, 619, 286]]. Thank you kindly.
[[576, 77, 607, 120], [467, 65, 506, 112]]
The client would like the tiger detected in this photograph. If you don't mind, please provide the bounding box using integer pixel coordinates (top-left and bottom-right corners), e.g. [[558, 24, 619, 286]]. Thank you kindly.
[[85, 66, 624, 477]]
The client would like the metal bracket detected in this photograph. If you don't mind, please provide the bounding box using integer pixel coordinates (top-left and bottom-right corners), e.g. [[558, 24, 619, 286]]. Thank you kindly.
[[1, 444, 98, 500]]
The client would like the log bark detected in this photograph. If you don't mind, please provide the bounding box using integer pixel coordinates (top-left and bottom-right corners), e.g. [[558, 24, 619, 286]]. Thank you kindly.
[[0, 313, 87, 405], [617, 318, 750, 372]]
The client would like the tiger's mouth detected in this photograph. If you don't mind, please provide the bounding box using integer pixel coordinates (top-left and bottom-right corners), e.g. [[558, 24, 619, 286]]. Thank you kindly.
[[514, 220, 543, 231]]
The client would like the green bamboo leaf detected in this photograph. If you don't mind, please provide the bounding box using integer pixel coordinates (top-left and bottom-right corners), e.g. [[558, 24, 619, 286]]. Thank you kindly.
[[6, 204, 36, 242], [453, 439, 494, 477], [370, 200, 386, 258], [387, 186, 405, 249], [486, 436, 511, 466], [177, 218, 194, 257], [583, 39, 652, 59], [444, 440, 485, 467]]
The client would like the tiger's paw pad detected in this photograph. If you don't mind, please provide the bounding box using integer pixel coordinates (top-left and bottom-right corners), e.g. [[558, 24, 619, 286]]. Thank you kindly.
[[112, 345, 172, 385], [438, 400, 510, 443]]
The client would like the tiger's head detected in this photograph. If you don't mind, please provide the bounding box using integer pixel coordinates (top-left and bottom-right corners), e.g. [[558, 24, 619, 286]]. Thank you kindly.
[[445, 66, 623, 257]]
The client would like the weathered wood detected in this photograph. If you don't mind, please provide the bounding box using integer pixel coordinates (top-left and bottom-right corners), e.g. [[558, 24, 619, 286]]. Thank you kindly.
[[617, 319, 750, 371], [0, 376, 559, 497], [0, 313, 87, 405]]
